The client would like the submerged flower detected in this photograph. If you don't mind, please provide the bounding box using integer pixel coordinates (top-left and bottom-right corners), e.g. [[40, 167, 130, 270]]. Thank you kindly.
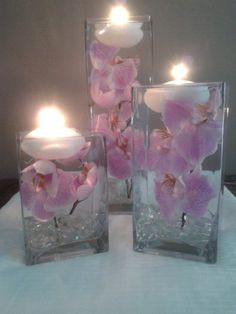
[[21, 160, 76, 221], [107, 129, 132, 179], [148, 128, 187, 176], [71, 162, 98, 201], [181, 171, 216, 218], [162, 89, 223, 166], [89, 40, 119, 70], [89, 40, 138, 109], [155, 173, 185, 220], [92, 105, 134, 179], [155, 170, 216, 220]]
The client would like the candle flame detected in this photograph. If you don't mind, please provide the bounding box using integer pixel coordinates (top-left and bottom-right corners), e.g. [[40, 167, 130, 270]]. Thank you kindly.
[[171, 63, 189, 81], [110, 5, 129, 25], [38, 107, 65, 130]]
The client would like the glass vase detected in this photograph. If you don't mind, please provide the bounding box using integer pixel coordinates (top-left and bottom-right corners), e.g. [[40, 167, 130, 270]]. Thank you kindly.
[[132, 82, 226, 263], [85, 16, 153, 213], [17, 131, 108, 265]]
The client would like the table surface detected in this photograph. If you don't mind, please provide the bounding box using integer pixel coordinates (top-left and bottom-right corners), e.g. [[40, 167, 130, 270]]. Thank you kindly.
[[0, 189, 236, 314]]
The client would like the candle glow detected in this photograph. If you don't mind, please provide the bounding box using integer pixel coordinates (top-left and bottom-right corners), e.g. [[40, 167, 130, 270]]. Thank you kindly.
[[171, 63, 189, 82], [21, 106, 85, 160], [38, 107, 65, 130], [110, 5, 129, 25]]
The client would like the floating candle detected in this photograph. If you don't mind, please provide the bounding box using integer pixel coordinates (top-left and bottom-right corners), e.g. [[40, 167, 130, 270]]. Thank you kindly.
[[95, 5, 143, 48], [21, 107, 85, 160], [144, 63, 210, 112]]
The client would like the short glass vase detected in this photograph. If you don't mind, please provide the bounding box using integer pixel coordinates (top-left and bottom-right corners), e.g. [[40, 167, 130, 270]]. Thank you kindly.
[[85, 16, 153, 213], [132, 82, 227, 263], [17, 131, 108, 265]]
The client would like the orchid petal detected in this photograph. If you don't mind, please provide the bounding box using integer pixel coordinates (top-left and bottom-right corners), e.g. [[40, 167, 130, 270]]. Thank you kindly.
[[34, 161, 58, 198], [155, 176, 184, 221], [89, 40, 119, 70], [162, 100, 193, 134], [21, 165, 36, 183], [86, 163, 98, 186], [76, 185, 93, 201], [32, 200, 55, 221], [21, 182, 54, 221], [44, 170, 76, 213], [148, 147, 187, 176], [110, 59, 137, 89], [182, 172, 216, 217], [90, 82, 118, 109], [107, 147, 131, 179], [174, 121, 222, 165], [91, 113, 114, 141]]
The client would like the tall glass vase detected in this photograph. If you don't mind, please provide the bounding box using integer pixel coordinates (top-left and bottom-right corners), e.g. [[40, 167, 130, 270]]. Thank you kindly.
[[132, 82, 227, 263], [85, 16, 153, 213]]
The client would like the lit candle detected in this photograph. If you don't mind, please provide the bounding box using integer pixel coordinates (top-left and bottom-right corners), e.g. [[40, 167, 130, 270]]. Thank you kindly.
[[144, 63, 210, 112], [95, 5, 143, 48], [21, 107, 85, 160]]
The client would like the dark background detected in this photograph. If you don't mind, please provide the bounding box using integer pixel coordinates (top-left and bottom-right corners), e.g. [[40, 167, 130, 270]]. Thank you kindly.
[[1, 0, 236, 179]]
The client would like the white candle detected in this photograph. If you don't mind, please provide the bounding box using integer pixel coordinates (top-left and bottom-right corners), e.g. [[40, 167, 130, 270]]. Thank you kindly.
[[21, 107, 85, 160], [144, 63, 210, 112], [95, 5, 143, 48]]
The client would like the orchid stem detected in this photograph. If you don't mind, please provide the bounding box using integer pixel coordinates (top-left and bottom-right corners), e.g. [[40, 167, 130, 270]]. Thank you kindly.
[[181, 212, 187, 228], [125, 179, 132, 199], [53, 217, 59, 228], [69, 200, 79, 215]]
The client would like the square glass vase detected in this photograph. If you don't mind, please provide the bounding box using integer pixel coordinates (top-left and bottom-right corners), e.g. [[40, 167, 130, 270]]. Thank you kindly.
[[132, 82, 227, 263], [85, 16, 153, 213], [17, 131, 108, 265]]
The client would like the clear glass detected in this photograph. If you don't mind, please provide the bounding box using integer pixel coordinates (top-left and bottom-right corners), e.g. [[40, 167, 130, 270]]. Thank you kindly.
[[17, 131, 108, 265], [132, 82, 227, 263], [85, 16, 153, 213]]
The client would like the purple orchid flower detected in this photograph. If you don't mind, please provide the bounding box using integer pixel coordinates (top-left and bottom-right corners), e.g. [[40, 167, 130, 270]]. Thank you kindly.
[[107, 129, 132, 179], [162, 88, 223, 166], [181, 171, 216, 218], [21, 160, 77, 221], [154, 170, 216, 220], [155, 173, 185, 221], [71, 162, 98, 201], [89, 40, 119, 70], [148, 128, 188, 176], [89, 40, 138, 109]]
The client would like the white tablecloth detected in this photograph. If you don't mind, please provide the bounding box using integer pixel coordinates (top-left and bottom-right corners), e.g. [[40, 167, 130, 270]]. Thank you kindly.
[[0, 189, 236, 314]]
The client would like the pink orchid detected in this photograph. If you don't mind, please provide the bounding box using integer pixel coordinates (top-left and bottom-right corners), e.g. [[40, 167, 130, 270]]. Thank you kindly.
[[89, 41, 138, 109], [91, 101, 131, 138], [89, 40, 119, 70], [71, 162, 98, 201], [181, 171, 216, 218], [90, 68, 132, 109], [148, 128, 188, 176], [155, 173, 185, 221], [107, 128, 132, 179], [21, 160, 77, 221], [162, 88, 223, 166], [154, 170, 216, 220], [109, 57, 138, 90]]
